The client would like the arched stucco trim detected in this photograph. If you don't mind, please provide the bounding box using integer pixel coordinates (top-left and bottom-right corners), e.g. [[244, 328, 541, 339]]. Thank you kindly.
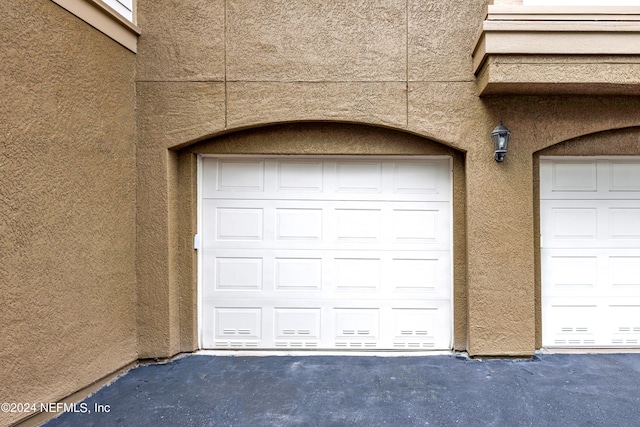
[[535, 126, 640, 156], [171, 121, 469, 352], [167, 120, 467, 154]]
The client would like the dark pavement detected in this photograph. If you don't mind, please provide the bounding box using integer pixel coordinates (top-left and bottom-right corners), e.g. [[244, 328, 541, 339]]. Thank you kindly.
[[44, 353, 640, 426]]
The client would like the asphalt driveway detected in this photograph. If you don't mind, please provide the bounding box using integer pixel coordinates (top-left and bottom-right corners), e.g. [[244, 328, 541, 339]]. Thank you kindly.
[[44, 353, 640, 426]]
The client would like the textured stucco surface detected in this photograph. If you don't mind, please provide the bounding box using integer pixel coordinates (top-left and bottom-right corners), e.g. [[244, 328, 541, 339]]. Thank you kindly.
[[0, 0, 137, 425], [227, 0, 407, 82], [407, 82, 486, 146], [465, 148, 537, 356], [227, 82, 408, 129], [4, 0, 640, 422], [136, 81, 226, 149], [135, 0, 225, 81], [135, 0, 640, 359], [465, 97, 640, 356], [408, 0, 488, 81]]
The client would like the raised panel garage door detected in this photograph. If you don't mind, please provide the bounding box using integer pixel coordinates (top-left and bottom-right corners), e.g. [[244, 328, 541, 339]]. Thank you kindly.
[[199, 156, 453, 350], [541, 157, 640, 348]]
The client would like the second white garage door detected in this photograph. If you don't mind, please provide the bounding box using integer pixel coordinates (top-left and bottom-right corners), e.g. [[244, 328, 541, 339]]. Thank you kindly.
[[541, 157, 640, 348], [199, 156, 453, 350]]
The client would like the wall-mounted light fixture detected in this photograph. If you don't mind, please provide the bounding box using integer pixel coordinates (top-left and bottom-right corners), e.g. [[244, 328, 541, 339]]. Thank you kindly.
[[491, 121, 511, 162]]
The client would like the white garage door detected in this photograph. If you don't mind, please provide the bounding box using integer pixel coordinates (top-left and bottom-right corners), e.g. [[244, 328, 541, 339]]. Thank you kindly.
[[541, 157, 640, 348], [199, 156, 453, 350]]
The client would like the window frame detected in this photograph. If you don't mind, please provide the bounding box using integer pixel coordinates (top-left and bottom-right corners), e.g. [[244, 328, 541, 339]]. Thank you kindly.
[[51, 0, 139, 53]]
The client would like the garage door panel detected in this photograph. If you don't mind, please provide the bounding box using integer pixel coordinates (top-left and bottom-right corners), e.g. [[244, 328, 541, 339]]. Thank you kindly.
[[202, 158, 451, 202], [391, 209, 439, 243], [610, 256, 640, 287], [541, 158, 640, 200], [214, 257, 264, 291], [275, 308, 322, 341], [541, 158, 640, 349], [543, 298, 640, 348], [335, 209, 382, 241], [334, 258, 381, 291], [390, 258, 441, 292], [334, 308, 380, 342], [541, 252, 598, 297], [543, 301, 599, 347], [277, 161, 324, 193], [201, 299, 451, 349], [215, 207, 264, 241], [275, 257, 323, 290], [201, 158, 266, 196], [544, 206, 598, 240], [203, 200, 450, 250], [203, 249, 451, 299], [201, 306, 263, 349], [541, 160, 598, 195], [276, 208, 323, 241], [392, 161, 442, 195], [541, 201, 640, 249], [543, 249, 640, 298], [607, 305, 640, 346], [609, 161, 640, 192], [391, 308, 437, 342], [609, 208, 640, 239], [335, 161, 383, 193]]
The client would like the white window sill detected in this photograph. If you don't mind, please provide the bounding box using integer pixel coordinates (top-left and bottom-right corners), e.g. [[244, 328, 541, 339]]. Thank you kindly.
[[51, 0, 140, 53], [485, 5, 640, 21]]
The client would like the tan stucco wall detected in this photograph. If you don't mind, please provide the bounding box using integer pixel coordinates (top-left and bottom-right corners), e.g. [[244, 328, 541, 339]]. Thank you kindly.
[[0, 1, 137, 424], [135, 0, 492, 359], [468, 97, 640, 356], [3, 0, 640, 422], [135, 0, 640, 357]]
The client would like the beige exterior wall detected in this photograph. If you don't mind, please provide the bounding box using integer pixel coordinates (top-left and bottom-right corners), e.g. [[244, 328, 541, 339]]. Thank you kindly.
[[135, 0, 490, 358], [135, 0, 640, 359], [3, 1, 640, 419], [0, 1, 137, 425]]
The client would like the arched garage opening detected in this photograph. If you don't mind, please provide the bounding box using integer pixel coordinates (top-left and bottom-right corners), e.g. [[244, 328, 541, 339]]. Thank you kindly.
[[175, 122, 467, 352], [534, 127, 640, 350]]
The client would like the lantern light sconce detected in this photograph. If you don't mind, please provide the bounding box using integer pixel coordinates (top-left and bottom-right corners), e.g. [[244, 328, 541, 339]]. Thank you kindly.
[[491, 121, 511, 162]]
